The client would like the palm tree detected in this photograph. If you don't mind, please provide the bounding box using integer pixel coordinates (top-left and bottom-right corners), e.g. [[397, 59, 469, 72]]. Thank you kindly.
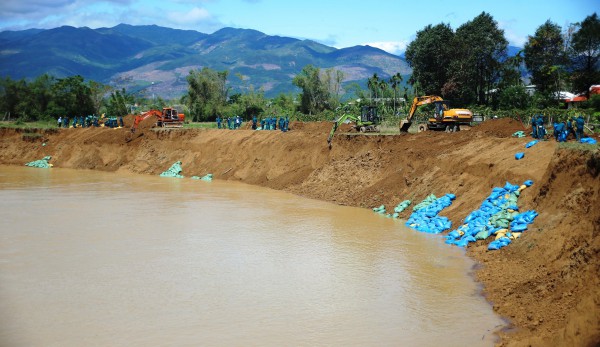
[[389, 73, 403, 116], [368, 73, 380, 102]]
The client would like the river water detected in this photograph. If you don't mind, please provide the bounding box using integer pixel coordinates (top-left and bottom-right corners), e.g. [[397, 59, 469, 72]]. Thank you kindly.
[[0, 165, 503, 346]]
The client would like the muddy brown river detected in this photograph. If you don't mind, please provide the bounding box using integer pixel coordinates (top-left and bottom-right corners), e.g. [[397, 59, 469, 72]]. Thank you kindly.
[[0, 165, 503, 346]]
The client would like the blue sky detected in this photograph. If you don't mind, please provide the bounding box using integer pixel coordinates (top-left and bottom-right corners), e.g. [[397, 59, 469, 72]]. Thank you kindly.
[[0, 0, 596, 54]]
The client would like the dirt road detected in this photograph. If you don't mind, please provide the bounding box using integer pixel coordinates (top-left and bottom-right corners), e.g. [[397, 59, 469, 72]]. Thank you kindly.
[[1, 118, 598, 346]]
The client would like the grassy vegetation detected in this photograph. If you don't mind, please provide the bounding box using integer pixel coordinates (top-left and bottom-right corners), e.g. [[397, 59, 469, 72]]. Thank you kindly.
[[184, 122, 218, 129], [0, 120, 58, 129], [558, 141, 600, 152]]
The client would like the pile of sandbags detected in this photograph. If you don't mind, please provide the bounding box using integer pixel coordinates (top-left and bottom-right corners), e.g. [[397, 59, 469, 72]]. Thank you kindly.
[[405, 194, 455, 234], [372, 199, 412, 219], [159, 161, 184, 178], [25, 156, 53, 168], [444, 180, 537, 250], [191, 174, 213, 181]]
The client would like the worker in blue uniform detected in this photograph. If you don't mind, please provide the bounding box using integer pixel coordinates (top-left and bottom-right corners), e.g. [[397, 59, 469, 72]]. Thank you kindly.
[[554, 121, 565, 142], [531, 115, 538, 138], [536, 115, 546, 140], [575, 115, 585, 142]]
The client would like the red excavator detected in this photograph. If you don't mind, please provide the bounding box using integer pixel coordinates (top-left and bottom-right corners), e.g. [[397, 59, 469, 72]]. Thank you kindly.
[[126, 107, 185, 142], [131, 107, 185, 131]]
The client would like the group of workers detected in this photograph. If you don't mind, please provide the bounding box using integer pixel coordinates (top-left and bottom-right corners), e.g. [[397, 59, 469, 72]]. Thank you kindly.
[[531, 114, 586, 142], [216, 115, 243, 130], [260, 116, 289, 132], [215, 115, 290, 132], [57, 115, 124, 128]]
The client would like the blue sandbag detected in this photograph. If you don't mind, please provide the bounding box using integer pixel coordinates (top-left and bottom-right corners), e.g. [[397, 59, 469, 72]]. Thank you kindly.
[[503, 182, 519, 192], [515, 152, 525, 160], [447, 230, 461, 239], [525, 140, 538, 148], [580, 137, 598, 144], [511, 223, 528, 232], [488, 240, 503, 251]]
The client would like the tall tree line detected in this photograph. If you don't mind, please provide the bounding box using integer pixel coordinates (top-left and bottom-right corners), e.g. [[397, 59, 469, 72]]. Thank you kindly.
[[405, 12, 600, 108]]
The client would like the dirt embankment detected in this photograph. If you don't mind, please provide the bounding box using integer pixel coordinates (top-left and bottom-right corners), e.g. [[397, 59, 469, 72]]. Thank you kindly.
[[1, 119, 599, 346]]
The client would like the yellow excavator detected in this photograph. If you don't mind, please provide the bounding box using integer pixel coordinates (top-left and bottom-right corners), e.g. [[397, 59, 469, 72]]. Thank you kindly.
[[399, 95, 473, 132]]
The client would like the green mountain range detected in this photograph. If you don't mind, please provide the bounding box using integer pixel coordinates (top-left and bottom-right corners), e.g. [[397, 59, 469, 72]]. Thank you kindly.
[[0, 24, 411, 98]]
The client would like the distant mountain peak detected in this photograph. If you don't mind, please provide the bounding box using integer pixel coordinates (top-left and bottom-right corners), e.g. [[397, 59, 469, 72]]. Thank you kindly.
[[0, 24, 410, 98]]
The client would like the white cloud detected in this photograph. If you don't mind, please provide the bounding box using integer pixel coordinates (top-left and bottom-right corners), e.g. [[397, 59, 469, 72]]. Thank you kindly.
[[167, 7, 211, 24], [363, 41, 408, 55], [498, 19, 527, 47]]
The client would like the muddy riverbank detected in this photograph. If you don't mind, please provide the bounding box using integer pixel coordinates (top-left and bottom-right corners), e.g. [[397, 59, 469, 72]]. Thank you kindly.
[[1, 118, 598, 346]]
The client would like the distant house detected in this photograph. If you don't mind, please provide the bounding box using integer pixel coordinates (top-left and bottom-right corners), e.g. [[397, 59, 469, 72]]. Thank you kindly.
[[561, 85, 600, 109]]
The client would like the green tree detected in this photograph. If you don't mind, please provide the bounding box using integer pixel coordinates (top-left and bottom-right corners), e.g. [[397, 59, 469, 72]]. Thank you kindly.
[[498, 85, 530, 109], [323, 68, 345, 109], [405, 23, 455, 95], [292, 65, 330, 114], [498, 51, 525, 90], [446, 12, 508, 105], [106, 88, 132, 117], [232, 85, 266, 119], [47, 75, 94, 118], [186, 67, 229, 121], [271, 93, 296, 116], [0, 77, 28, 120], [570, 13, 600, 95], [88, 80, 111, 116], [28, 74, 55, 120], [524, 20, 566, 97]]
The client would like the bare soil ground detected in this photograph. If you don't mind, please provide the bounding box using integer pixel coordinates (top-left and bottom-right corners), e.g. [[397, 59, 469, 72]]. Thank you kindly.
[[1, 118, 599, 346]]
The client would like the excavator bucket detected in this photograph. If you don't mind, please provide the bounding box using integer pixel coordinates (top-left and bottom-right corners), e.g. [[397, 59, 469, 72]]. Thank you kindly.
[[399, 120, 412, 132]]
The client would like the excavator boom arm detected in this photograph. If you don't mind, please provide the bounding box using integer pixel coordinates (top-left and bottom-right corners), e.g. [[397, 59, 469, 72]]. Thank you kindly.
[[327, 113, 360, 146], [400, 95, 444, 132]]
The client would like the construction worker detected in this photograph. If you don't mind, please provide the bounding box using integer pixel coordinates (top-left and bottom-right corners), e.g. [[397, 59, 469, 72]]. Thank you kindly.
[[119, 116, 124, 128], [284, 116, 289, 131], [566, 117, 575, 140], [536, 115, 546, 140], [575, 115, 585, 142], [531, 115, 538, 138], [260, 117, 265, 130], [57, 116, 62, 128], [554, 121, 565, 142], [252, 115, 257, 130]]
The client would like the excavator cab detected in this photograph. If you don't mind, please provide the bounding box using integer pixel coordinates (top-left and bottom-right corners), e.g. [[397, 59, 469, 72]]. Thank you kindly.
[[433, 101, 449, 121], [360, 106, 379, 123]]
